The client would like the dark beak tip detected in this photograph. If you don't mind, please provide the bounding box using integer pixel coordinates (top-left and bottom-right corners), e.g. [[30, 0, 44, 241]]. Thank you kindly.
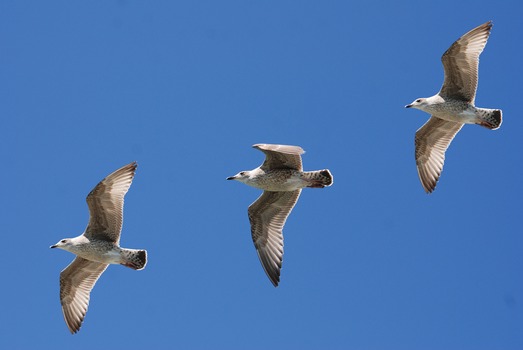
[[226, 176, 235, 180], [50, 245, 57, 249], [405, 104, 411, 108]]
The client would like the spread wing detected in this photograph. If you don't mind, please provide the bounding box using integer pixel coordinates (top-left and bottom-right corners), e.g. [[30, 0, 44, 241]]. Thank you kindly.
[[84, 162, 137, 243], [253, 144, 304, 171], [415, 117, 463, 193], [59, 257, 108, 334], [439, 21, 492, 103], [248, 190, 301, 287]]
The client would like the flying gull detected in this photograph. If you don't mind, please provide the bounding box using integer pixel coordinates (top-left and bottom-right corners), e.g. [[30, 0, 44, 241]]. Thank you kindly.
[[51, 161, 147, 334], [405, 21, 502, 193], [227, 144, 333, 286]]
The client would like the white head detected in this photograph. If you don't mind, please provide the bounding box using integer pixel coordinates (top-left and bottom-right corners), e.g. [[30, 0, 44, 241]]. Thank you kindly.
[[226, 171, 252, 184], [405, 98, 429, 111], [50, 238, 75, 252]]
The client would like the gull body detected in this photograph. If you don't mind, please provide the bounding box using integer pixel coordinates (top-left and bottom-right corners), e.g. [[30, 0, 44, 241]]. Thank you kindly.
[[51, 236, 144, 267], [227, 144, 333, 287], [405, 21, 502, 193], [229, 168, 324, 192], [51, 161, 147, 334], [407, 95, 500, 127]]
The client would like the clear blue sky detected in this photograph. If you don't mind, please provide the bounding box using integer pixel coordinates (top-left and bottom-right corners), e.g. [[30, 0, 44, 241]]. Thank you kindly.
[[1, 1, 522, 349]]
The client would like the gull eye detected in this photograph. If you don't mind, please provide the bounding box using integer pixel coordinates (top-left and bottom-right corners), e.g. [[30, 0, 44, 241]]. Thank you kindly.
[[240, 172, 246, 176], [61, 239, 67, 243], [416, 99, 422, 103]]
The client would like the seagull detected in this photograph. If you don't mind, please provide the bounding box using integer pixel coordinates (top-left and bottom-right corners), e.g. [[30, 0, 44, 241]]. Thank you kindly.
[[51, 161, 147, 334], [227, 144, 333, 286], [405, 21, 502, 193]]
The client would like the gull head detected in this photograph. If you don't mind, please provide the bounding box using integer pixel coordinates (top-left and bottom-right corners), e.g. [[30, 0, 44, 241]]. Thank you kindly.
[[50, 238, 74, 251], [405, 98, 429, 111], [226, 171, 252, 184]]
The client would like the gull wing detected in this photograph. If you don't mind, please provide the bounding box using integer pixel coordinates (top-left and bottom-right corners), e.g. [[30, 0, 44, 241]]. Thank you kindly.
[[84, 162, 137, 243], [439, 21, 492, 103], [59, 257, 108, 334], [415, 117, 463, 193], [248, 190, 301, 286], [253, 144, 304, 172]]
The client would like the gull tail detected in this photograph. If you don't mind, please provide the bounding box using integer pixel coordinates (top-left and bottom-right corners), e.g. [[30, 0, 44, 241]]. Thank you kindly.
[[304, 169, 334, 188], [477, 108, 502, 130], [121, 249, 147, 270]]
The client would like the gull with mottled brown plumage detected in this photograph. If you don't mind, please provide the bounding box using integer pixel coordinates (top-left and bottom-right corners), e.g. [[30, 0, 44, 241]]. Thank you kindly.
[[227, 144, 333, 286], [406, 21, 502, 193], [51, 161, 147, 334]]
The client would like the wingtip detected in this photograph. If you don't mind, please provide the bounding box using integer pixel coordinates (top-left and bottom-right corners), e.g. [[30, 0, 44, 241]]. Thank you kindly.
[[419, 170, 437, 194], [252, 143, 305, 155], [62, 306, 83, 334], [267, 268, 281, 287], [69, 326, 80, 335], [478, 21, 493, 36], [424, 185, 435, 194], [266, 269, 280, 287]]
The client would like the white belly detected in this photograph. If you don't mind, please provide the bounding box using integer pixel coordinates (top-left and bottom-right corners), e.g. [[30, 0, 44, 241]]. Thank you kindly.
[[434, 107, 478, 124], [102, 250, 122, 264], [75, 248, 121, 265]]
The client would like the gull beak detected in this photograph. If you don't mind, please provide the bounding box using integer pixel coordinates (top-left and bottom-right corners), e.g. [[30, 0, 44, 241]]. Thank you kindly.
[[405, 104, 412, 108], [226, 176, 236, 180], [50, 244, 57, 249]]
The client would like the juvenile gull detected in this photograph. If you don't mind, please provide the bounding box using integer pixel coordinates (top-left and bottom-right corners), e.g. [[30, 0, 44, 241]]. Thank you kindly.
[[227, 144, 333, 286], [51, 161, 147, 334], [405, 21, 502, 193]]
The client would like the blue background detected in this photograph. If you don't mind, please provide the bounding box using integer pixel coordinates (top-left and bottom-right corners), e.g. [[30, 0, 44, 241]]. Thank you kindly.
[[1, 1, 522, 349]]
